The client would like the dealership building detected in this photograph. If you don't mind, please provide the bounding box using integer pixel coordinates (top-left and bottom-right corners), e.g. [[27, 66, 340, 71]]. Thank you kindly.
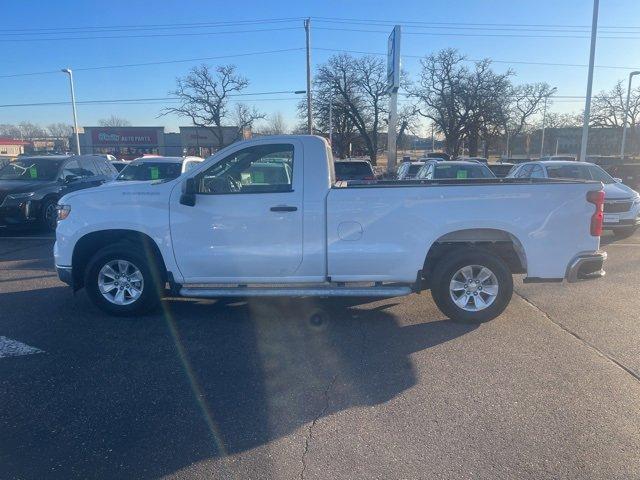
[[77, 125, 250, 160]]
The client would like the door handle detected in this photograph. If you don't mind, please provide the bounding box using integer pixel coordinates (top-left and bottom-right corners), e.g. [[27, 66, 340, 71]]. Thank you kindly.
[[270, 205, 297, 212]]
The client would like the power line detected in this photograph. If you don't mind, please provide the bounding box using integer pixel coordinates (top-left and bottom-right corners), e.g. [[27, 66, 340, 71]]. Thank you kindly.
[[311, 15, 640, 30], [313, 47, 640, 71], [0, 26, 301, 43], [0, 48, 305, 79], [313, 18, 640, 34], [0, 17, 305, 33], [314, 26, 640, 40], [0, 91, 305, 108]]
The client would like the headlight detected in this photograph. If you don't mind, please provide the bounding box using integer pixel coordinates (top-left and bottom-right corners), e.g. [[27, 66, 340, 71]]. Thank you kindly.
[[57, 205, 71, 221], [6, 192, 35, 200]]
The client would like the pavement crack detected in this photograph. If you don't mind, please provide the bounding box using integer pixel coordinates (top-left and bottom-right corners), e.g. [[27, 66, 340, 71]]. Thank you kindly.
[[299, 373, 338, 480], [515, 290, 640, 383]]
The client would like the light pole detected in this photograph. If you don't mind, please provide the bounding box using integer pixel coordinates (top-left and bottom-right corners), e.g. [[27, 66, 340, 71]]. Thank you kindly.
[[540, 87, 557, 158], [620, 70, 640, 159], [61, 68, 80, 155], [579, 0, 600, 161]]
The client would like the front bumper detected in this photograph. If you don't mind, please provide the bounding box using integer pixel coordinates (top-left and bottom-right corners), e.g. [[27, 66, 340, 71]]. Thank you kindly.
[[565, 251, 607, 282], [0, 201, 41, 227], [56, 265, 74, 288]]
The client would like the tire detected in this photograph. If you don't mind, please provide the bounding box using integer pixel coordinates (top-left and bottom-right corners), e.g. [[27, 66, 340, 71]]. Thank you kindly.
[[84, 243, 164, 316], [40, 198, 58, 233], [430, 248, 513, 322], [612, 226, 637, 239]]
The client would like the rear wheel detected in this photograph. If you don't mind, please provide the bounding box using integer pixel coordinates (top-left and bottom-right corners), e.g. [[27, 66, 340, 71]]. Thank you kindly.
[[84, 244, 164, 316], [430, 248, 513, 322]]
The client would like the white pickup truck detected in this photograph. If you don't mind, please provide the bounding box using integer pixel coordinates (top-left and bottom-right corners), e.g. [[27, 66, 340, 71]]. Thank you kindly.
[[54, 135, 606, 321]]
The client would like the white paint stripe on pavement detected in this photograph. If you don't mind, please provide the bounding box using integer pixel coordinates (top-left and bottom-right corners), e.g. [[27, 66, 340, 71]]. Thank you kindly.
[[0, 336, 44, 359]]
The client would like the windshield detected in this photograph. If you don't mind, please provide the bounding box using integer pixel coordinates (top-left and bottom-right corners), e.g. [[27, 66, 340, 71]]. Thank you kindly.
[[117, 162, 182, 181], [434, 164, 495, 179], [0, 158, 63, 181]]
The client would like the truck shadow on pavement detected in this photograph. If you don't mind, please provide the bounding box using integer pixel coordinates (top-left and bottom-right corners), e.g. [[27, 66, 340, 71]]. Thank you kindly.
[[0, 287, 478, 480]]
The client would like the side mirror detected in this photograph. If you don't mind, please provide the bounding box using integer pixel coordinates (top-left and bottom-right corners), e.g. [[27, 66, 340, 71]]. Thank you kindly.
[[64, 174, 79, 184], [614, 177, 623, 183], [180, 177, 197, 206]]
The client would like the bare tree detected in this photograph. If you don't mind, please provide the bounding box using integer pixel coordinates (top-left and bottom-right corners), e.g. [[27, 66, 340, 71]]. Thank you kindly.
[[409, 49, 471, 157], [396, 104, 421, 151], [504, 83, 555, 137], [232, 103, 266, 141], [314, 54, 388, 164], [18, 122, 46, 139], [161, 64, 263, 149], [98, 115, 131, 127], [259, 112, 288, 135], [590, 80, 640, 128], [47, 123, 73, 138], [0, 124, 21, 138]]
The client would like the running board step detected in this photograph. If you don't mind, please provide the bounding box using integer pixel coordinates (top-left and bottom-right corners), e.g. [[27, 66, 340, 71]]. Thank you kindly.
[[179, 285, 413, 298]]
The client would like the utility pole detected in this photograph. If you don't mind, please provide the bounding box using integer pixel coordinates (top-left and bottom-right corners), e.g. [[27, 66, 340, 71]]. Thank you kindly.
[[328, 96, 333, 146], [431, 123, 435, 152], [579, 0, 599, 162], [620, 71, 640, 159], [555, 138, 559, 156], [61, 68, 81, 155], [386, 25, 401, 174], [304, 18, 313, 135], [540, 87, 557, 158]]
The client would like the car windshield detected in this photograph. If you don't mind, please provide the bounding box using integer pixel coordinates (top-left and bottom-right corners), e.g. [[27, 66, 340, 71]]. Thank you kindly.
[[0, 158, 63, 181], [433, 164, 495, 179], [334, 162, 373, 177], [407, 164, 423, 175], [546, 164, 614, 184], [116, 161, 182, 181]]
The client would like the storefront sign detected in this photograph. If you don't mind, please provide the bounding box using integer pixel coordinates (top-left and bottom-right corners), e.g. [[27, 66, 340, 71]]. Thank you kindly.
[[91, 128, 159, 146]]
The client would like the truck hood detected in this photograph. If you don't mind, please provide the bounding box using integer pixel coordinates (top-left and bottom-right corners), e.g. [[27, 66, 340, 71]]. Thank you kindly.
[[59, 178, 176, 204], [603, 182, 639, 200]]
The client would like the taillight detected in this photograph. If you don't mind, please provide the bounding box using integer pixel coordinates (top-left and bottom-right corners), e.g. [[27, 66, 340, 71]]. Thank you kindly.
[[587, 190, 605, 236]]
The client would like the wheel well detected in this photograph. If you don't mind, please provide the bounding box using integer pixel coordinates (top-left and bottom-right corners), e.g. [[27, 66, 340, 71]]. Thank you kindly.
[[72, 230, 167, 289], [423, 229, 526, 282]]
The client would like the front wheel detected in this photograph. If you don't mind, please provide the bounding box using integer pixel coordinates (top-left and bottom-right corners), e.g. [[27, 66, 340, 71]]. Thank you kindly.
[[430, 249, 513, 322], [84, 244, 163, 316], [40, 198, 58, 232]]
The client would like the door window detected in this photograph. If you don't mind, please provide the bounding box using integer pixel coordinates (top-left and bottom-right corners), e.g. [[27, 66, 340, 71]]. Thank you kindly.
[[530, 165, 545, 178], [197, 144, 294, 194], [78, 157, 99, 177], [61, 160, 83, 179]]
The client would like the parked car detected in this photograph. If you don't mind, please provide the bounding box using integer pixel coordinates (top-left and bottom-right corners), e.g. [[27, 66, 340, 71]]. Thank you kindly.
[[397, 161, 426, 180], [416, 160, 496, 180], [0, 155, 118, 231], [540, 155, 577, 162], [55, 135, 605, 322], [425, 152, 450, 161], [456, 156, 488, 164], [334, 160, 376, 182], [508, 160, 640, 237], [487, 163, 515, 178], [603, 163, 640, 191], [116, 156, 202, 181]]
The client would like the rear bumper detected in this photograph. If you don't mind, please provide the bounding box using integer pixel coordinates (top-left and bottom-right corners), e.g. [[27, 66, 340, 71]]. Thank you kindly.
[[565, 251, 607, 283]]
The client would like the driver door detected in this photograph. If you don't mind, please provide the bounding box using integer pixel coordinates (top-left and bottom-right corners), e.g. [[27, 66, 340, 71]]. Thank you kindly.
[[170, 140, 304, 283]]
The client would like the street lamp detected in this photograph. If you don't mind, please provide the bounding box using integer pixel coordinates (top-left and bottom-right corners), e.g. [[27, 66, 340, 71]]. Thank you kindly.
[[61, 68, 81, 155], [540, 87, 557, 158], [620, 70, 640, 159]]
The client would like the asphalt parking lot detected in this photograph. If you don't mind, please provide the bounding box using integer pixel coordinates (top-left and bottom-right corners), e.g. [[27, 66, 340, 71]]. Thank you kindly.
[[1, 230, 639, 480]]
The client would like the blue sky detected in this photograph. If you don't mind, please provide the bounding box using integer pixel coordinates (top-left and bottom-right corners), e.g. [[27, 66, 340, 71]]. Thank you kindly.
[[1, 0, 639, 135]]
